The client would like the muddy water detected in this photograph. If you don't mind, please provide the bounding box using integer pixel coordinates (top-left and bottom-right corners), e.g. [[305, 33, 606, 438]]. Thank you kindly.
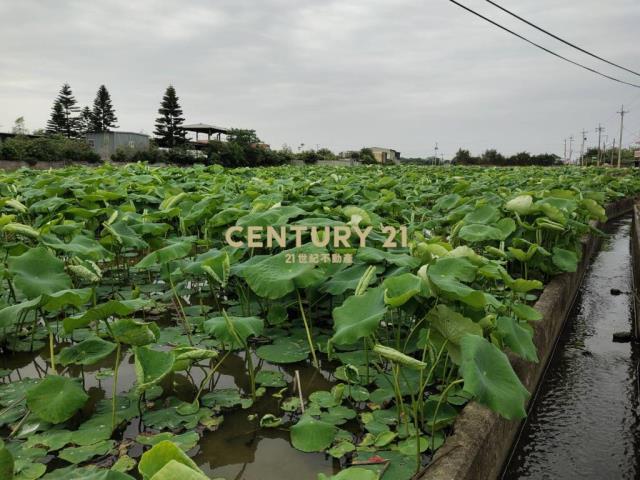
[[1, 343, 339, 479], [503, 215, 640, 479]]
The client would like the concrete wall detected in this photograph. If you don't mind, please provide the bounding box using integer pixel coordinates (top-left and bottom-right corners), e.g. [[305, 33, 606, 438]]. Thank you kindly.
[[86, 132, 150, 160], [291, 159, 360, 167], [632, 201, 640, 340], [421, 195, 639, 480]]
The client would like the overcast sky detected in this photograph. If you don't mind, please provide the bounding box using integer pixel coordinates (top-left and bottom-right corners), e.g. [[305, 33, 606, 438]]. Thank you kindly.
[[1, 0, 640, 158]]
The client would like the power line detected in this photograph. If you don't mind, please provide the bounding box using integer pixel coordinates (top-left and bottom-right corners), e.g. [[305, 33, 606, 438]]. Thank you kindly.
[[485, 0, 640, 79], [448, 0, 640, 89]]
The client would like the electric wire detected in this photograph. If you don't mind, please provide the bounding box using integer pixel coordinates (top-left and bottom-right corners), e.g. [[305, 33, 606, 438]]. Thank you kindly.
[[485, 0, 640, 79], [449, 0, 640, 89]]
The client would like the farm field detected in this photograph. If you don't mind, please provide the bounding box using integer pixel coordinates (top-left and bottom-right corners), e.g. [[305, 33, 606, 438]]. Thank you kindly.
[[0, 164, 639, 480]]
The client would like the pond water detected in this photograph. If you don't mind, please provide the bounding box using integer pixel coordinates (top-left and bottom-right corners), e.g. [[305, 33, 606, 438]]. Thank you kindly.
[[503, 215, 640, 479], [1, 340, 340, 479]]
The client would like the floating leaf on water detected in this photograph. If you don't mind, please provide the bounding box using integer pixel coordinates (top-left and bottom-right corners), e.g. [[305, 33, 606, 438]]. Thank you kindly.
[[256, 338, 309, 364], [290, 416, 338, 453], [58, 337, 116, 366], [58, 440, 116, 464], [255, 370, 287, 388]]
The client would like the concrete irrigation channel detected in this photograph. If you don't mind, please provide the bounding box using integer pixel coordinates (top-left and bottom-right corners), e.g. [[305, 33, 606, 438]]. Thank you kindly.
[[421, 196, 640, 480]]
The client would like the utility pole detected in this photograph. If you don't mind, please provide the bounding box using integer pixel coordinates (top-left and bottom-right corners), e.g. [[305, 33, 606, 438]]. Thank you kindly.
[[434, 142, 439, 165], [595, 124, 605, 166], [611, 138, 616, 165], [569, 136, 574, 163], [617, 104, 629, 168], [564, 138, 567, 162], [579, 129, 587, 166]]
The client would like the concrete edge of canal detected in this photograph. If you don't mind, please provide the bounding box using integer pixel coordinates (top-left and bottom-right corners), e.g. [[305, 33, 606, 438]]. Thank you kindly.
[[420, 195, 640, 480], [632, 201, 640, 341]]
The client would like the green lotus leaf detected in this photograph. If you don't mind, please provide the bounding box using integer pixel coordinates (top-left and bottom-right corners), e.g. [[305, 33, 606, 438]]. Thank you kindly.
[[171, 347, 218, 371], [429, 256, 476, 282], [0, 296, 41, 329], [256, 338, 310, 363], [581, 198, 606, 222], [58, 337, 117, 366], [58, 440, 115, 464], [40, 465, 135, 479], [318, 467, 378, 480], [150, 460, 210, 480], [134, 347, 175, 395], [8, 246, 72, 299], [463, 205, 501, 224], [331, 287, 387, 346], [0, 439, 14, 480], [382, 273, 422, 307], [511, 302, 543, 321], [323, 264, 378, 296], [41, 288, 92, 312], [25, 375, 89, 424], [63, 298, 153, 333], [327, 441, 356, 459], [459, 334, 529, 420], [136, 431, 199, 451], [201, 388, 253, 409], [102, 221, 149, 249], [203, 315, 264, 349], [552, 247, 578, 272], [496, 316, 538, 362], [112, 319, 160, 346], [41, 233, 111, 260], [290, 415, 338, 453], [240, 246, 324, 299], [510, 278, 543, 293], [425, 304, 483, 364], [138, 440, 204, 480], [255, 370, 287, 388], [458, 223, 505, 242], [134, 240, 193, 269]]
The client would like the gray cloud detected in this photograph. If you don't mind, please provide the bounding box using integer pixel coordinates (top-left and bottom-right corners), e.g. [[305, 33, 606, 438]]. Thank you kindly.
[[1, 0, 640, 157]]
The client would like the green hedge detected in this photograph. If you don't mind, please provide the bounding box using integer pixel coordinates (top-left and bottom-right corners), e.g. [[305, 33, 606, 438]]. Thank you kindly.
[[0, 135, 101, 165]]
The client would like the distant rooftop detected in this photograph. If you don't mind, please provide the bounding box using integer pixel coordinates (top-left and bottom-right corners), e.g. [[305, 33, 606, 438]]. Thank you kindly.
[[180, 123, 230, 134]]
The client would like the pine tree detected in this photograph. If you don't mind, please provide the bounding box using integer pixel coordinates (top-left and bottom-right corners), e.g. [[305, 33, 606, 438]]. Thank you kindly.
[[90, 85, 118, 132], [78, 106, 92, 135], [46, 83, 80, 137], [154, 85, 186, 148], [46, 100, 66, 134]]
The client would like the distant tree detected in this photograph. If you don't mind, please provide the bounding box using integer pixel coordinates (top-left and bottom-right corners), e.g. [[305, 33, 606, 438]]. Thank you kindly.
[[46, 83, 80, 137], [508, 151, 532, 166], [359, 147, 377, 164], [154, 85, 186, 147], [481, 149, 505, 165], [78, 106, 92, 135], [452, 148, 474, 164], [12, 117, 28, 135], [227, 129, 261, 146], [316, 148, 336, 161], [90, 85, 118, 132], [46, 100, 66, 135]]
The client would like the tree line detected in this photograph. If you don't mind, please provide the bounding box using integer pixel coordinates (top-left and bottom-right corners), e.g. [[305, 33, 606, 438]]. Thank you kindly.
[[452, 148, 560, 166], [46, 84, 117, 137]]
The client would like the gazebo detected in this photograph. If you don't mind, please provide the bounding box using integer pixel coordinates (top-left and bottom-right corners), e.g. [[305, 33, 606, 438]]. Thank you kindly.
[[181, 123, 230, 142]]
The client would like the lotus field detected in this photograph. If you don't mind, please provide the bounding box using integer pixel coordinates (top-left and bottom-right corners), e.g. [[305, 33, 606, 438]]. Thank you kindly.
[[0, 164, 639, 480]]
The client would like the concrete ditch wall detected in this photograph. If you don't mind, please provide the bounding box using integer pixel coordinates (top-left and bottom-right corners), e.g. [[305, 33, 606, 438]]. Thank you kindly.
[[632, 201, 640, 340], [421, 195, 639, 480]]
